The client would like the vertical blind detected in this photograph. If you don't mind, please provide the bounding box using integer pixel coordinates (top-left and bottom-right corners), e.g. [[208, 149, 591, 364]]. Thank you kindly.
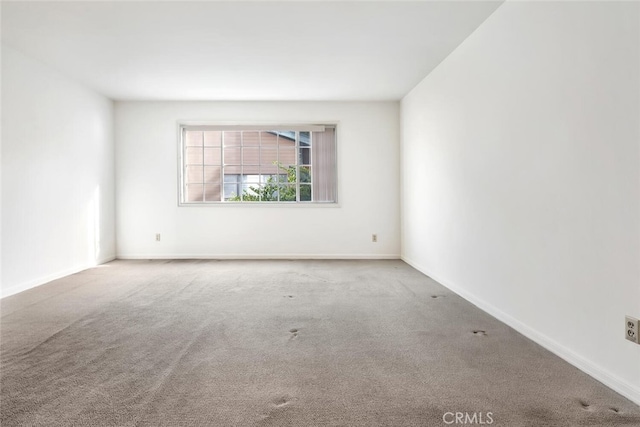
[[311, 127, 337, 203]]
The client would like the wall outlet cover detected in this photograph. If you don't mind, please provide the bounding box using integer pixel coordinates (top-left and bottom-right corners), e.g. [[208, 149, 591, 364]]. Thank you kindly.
[[625, 316, 639, 344]]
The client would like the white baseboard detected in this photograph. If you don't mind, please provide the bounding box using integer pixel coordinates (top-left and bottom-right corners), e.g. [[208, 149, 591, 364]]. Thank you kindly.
[[117, 253, 401, 260], [1, 255, 117, 299], [401, 255, 640, 407]]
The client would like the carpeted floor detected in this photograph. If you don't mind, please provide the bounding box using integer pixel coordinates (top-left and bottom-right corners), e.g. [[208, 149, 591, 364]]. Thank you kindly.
[[1, 260, 639, 426]]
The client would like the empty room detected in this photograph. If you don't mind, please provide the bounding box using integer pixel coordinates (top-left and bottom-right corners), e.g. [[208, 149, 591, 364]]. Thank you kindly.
[[1, 1, 639, 426]]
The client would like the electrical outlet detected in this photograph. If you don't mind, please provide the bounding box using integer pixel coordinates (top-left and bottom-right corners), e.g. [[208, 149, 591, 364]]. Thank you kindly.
[[155, 233, 161, 242], [372, 234, 378, 243], [625, 316, 639, 344]]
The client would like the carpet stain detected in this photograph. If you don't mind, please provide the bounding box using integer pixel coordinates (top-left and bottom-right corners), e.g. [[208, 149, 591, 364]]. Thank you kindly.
[[430, 295, 444, 299], [610, 407, 620, 413], [273, 396, 293, 407], [579, 400, 592, 410]]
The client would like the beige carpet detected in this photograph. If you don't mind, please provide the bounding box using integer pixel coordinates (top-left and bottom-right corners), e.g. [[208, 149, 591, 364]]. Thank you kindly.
[[1, 259, 639, 426]]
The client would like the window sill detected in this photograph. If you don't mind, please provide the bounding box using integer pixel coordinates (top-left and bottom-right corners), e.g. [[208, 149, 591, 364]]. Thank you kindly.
[[178, 202, 340, 208]]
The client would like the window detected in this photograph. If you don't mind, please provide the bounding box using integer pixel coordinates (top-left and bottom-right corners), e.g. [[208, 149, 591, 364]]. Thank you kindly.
[[179, 125, 337, 204]]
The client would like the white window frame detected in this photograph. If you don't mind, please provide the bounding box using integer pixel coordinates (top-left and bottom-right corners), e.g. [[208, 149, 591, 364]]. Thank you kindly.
[[177, 123, 338, 206]]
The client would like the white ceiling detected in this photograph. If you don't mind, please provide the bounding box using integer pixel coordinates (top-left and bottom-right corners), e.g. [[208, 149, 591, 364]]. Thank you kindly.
[[1, 1, 502, 101]]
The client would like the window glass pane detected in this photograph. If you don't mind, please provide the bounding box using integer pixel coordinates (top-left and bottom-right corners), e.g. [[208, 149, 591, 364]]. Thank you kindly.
[[204, 184, 221, 202], [279, 184, 296, 201], [260, 148, 278, 165], [185, 165, 203, 184], [204, 131, 222, 146], [186, 184, 203, 202], [224, 183, 240, 200], [242, 174, 260, 184], [300, 184, 312, 201], [277, 132, 295, 141], [243, 165, 260, 176], [185, 131, 203, 147], [261, 131, 279, 147], [242, 183, 260, 197], [224, 131, 242, 147], [278, 164, 295, 185], [298, 147, 310, 165], [300, 131, 311, 147], [278, 136, 296, 150], [260, 184, 278, 201], [204, 147, 221, 165], [242, 147, 260, 165], [260, 164, 278, 175], [277, 173, 289, 183], [224, 165, 241, 175], [259, 174, 275, 184], [278, 147, 296, 166], [224, 174, 240, 183], [243, 131, 260, 146], [299, 166, 311, 183], [204, 166, 221, 184], [223, 147, 241, 165], [185, 147, 203, 165]]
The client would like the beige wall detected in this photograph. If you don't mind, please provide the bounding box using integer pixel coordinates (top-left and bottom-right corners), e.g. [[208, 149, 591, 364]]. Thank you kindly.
[[115, 101, 401, 259]]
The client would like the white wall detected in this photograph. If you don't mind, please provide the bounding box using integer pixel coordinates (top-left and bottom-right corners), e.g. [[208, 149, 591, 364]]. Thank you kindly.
[[401, 1, 640, 404], [115, 102, 400, 259], [1, 45, 116, 297]]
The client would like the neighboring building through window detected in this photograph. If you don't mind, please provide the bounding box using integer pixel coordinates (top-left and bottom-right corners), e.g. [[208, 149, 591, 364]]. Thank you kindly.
[[180, 125, 337, 204]]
